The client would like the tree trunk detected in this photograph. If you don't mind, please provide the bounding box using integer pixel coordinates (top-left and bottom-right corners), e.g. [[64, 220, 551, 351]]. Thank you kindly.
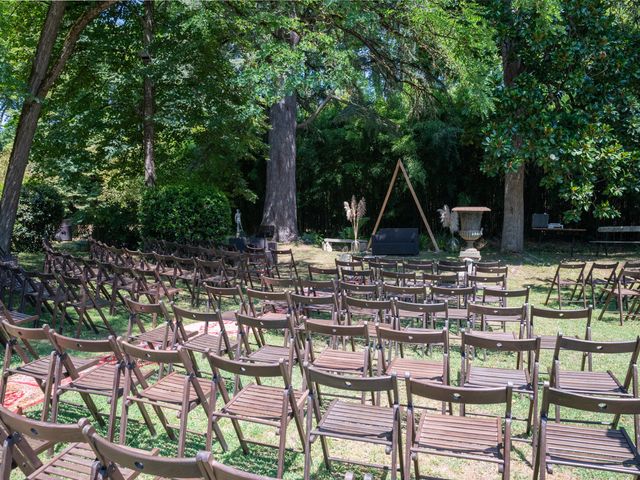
[[501, 164, 525, 252], [0, 2, 67, 255], [143, 0, 156, 187], [500, 31, 525, 253], [0, 1, 115, 255], [261, 94, 298, 242]]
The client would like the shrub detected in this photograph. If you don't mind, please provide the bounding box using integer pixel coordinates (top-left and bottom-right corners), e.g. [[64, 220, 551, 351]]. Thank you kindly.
[[300, 230, 323, 247], [13, 181, 65, 252], [139, 184, 231, 244], [87, 192, 141, 248]]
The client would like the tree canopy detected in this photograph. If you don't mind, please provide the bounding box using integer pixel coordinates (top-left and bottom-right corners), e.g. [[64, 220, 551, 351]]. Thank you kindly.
[[0, 0, 639, 251]]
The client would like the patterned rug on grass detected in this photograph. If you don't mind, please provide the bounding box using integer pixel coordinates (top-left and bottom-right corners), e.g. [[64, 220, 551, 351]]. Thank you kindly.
[[2, 320, 238, 413]]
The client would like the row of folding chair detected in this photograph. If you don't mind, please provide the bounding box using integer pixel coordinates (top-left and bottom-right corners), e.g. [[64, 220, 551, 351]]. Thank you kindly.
[[5, 376, 640, 480], [1, 298, 637, 478], [0, 405, 275, 479], [543, 259, 640, 309]]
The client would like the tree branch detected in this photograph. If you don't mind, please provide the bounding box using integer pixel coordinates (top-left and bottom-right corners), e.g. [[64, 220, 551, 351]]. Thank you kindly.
[[39, 0, 118, 97], [297, 94, 335, 130]]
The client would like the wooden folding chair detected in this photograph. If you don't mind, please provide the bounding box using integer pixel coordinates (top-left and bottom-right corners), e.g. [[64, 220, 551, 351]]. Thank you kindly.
[[481, 286, 530, 307], [403, 260, 435, 277], [405, 380, 513, 480], [0, 322, 100, 421], [579, 261, 619, 307], [81, 419, 218, 479], [245, 251, 271, 286], [56, 272, 115, 337], [204, 284, 248, 323], [125, 298, 189, 349], [550, 335, 640, 409], [422, 272, 459, 288], [339, 268, 374, 284], [261, 275, 299, 293], [469, 273, 507, 298], [194, 258, 231, 305], [170, 255, 198, 304], [297, 278, 337, 298], [534, 383, 640, 479], [132, 266, 180, 304], [205, 353, 306, 478], [0, 297, 39, 329], [468, 303, 528, 342], [246, 288, 290, 321], [377, 325, 449, 388], [118, 340, 225, 456], [107, 264, 141, 314], [338, 281, 379, 303], [393, 300, 448, 330], [436, 262, 468, 285], [270, 248, 299, 279], [289, 292, 339, 327], [18, 271, 58, 322], [543, 261, 587, 309], [308, 265, 339, 281], [343, 296, 394, 331], [381, 284, 426, 303], [303, 320, 372, 377], [598, 268, 640, 325], [153, 252, 177, 283], [0, 263, 22, 310], [303, 365, 403, 479], [0, 406, 116, 480], [0, 405, 60, 477], [173, 304, 236, 365], [529, 305, 592, 353], [48, 331, 155, 441], [235, 312, 301, 367], [461, 332, 540, 457], [335, 258, 364, 273], [473, 261, 505, 273], [429, 285, 474, 330]]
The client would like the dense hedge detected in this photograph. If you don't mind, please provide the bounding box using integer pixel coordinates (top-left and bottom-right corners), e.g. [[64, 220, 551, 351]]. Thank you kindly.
[[88, 193, 140, 248], [13, 181, 65, 252], [139, 185, 231, 244]]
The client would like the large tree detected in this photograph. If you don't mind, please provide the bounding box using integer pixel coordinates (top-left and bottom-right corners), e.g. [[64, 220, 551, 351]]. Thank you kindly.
[[483, 0, 640, 250], [223, 0, 495, 242], [0, 1, 116, 254]]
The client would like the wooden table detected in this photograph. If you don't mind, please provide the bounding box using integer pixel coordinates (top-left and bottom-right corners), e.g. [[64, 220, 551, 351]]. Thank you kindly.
[[532, 228, 587, 257]]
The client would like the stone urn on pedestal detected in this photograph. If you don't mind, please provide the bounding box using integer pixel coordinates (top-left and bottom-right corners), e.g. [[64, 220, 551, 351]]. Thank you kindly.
[[452, 206, 490, 260]]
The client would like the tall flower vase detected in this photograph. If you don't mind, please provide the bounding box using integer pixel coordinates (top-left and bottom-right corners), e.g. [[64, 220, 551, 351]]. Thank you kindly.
[[452, 207, 490, 260]]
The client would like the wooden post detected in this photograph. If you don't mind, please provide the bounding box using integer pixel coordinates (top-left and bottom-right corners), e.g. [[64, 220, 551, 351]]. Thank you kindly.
[[367, 160, 440, 252]]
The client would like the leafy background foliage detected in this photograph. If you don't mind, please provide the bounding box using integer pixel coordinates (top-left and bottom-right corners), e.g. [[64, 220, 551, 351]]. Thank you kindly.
[[0, 0, 639, 243], [13, 181, 65, 252], [139, 184, 231, 244]]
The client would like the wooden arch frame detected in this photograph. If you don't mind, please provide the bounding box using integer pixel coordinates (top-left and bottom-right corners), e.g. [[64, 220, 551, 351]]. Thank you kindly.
[[367, 160, 440, 252]]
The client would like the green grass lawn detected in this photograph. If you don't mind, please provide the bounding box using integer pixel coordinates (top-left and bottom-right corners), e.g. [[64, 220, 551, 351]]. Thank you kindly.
[[6, 240, 640, 479]]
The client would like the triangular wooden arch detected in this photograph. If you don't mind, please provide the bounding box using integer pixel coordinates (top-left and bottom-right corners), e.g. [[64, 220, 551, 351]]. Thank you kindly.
[[367, 159, 440, 252]]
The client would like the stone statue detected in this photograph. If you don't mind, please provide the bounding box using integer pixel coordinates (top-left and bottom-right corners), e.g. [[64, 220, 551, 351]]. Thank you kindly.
[[235, 209, 243, 237]]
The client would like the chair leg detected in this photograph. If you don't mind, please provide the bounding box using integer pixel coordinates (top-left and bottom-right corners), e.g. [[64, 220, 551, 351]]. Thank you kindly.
[[544, 280, 555, 306], [40, 352, 57, 422], [276, 392, 289, 478], [153, 403, 177, 441], [177, 382, 190, 457], [556, 278, 562, 309], [229, 415, 249, 454]]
